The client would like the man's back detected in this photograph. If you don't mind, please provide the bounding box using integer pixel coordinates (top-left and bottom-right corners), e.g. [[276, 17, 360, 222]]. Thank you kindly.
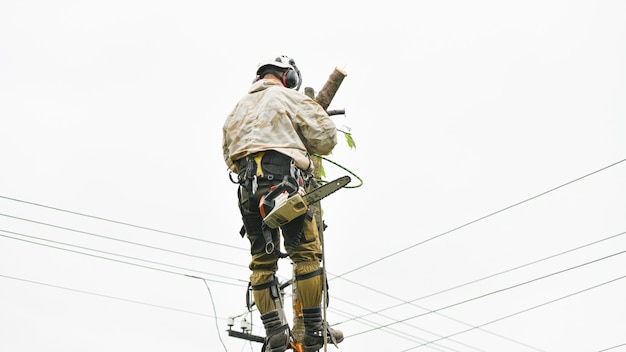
[[223, 79, 337, 172]]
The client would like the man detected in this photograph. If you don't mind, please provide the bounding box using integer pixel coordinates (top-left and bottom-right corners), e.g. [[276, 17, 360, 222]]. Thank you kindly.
[[222, 55, 343, 351]]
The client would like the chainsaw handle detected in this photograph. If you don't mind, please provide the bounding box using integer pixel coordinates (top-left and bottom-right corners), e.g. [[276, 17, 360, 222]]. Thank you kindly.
[[259, 185, 283, 218], [258, 178, 299, 218], [264, 183, 287, 203]]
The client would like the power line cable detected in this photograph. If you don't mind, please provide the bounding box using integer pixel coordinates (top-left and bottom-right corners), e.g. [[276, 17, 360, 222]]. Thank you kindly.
[[0, 273, 218, 318], [332, 279, 546, 351], [0, 231, 246, 287], [597, 342, 626, 352], [328, 296, 489, 352], [0, 229, 246, 285], [188, 276, 229, 352], [328, 305, 457, 352], [335, 157, 626, 279], [328, 271, 545, 351], [329, 275, 547, 351], [399, 274, 626, 351], [0, 213, 247, 269], [348, 248, 626, 338], [339, 230, 626, 323], [0, 194, 247, 251]]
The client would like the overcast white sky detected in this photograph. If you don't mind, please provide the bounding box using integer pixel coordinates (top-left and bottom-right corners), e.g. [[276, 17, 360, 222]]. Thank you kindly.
[[1, 1, 625, 351]]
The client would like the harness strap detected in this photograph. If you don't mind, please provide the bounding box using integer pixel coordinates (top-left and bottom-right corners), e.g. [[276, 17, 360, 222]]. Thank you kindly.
[[295, 267, 331, 307], [262, 225, 278, 256], [246, 276, 281, 311], [253, 153, 265, 178], [251, 276, 279, 291], [295, 267, 323, 281], [242, 157, 257, 212]]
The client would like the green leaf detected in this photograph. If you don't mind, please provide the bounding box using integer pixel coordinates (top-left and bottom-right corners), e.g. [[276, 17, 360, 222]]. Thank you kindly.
[[344, 132, 356, 149]]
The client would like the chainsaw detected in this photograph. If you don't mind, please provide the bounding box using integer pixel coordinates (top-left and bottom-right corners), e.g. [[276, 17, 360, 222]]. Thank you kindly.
[[260, 175, 351, 229]]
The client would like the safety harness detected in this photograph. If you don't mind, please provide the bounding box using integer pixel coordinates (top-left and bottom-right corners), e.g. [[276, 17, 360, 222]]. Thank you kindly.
[[235, 151, 311, 259]]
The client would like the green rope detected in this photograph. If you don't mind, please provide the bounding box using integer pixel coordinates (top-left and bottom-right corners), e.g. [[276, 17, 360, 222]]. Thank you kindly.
[[312, 154, 363, 189]]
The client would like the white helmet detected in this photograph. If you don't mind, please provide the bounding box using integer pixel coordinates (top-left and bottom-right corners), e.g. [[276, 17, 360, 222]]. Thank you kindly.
[[255, 55, 302, 90], [256, 55, 294, 72]]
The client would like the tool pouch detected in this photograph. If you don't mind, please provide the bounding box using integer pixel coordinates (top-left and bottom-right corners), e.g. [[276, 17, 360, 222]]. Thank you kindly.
[[260, 151, 294, 179]]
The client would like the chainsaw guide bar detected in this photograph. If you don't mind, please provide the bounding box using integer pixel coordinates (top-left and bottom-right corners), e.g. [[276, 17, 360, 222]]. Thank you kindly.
[[262, 175, 351, 229]]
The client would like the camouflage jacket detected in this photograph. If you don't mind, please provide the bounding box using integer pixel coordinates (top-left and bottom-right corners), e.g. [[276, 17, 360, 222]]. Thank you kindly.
[[222, 79, 337, 173]]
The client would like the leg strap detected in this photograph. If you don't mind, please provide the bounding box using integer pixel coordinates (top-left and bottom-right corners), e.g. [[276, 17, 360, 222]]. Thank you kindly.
[[295, 267, 330, 307], [295, 267, 323, 282], [247, 275, 282, 311]]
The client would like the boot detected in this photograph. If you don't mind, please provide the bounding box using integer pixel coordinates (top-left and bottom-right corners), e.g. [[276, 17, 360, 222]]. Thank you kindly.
[[302, 307, 344, 351], [261, 310, 291, 352]]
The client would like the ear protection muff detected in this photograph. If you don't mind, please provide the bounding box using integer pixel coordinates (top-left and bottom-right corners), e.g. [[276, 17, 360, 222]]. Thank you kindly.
[[283, 58, 302, 90], [283, 69, 299, 89]]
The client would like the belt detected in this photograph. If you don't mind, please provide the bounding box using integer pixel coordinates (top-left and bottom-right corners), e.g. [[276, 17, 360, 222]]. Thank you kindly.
[[237, 150, 294, 181]]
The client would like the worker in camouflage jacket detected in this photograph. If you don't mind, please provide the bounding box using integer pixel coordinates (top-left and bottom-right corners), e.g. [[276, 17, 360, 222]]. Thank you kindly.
[[222, 55, 343, 351]]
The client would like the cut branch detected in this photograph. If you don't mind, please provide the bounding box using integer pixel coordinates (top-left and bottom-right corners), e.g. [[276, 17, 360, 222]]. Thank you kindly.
[[326, 109, 345, 116], [314, 67, 347, 110]]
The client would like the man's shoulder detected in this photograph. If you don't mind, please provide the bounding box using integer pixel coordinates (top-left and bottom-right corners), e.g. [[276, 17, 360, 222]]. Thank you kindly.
[[249, 79, 284, 93]]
